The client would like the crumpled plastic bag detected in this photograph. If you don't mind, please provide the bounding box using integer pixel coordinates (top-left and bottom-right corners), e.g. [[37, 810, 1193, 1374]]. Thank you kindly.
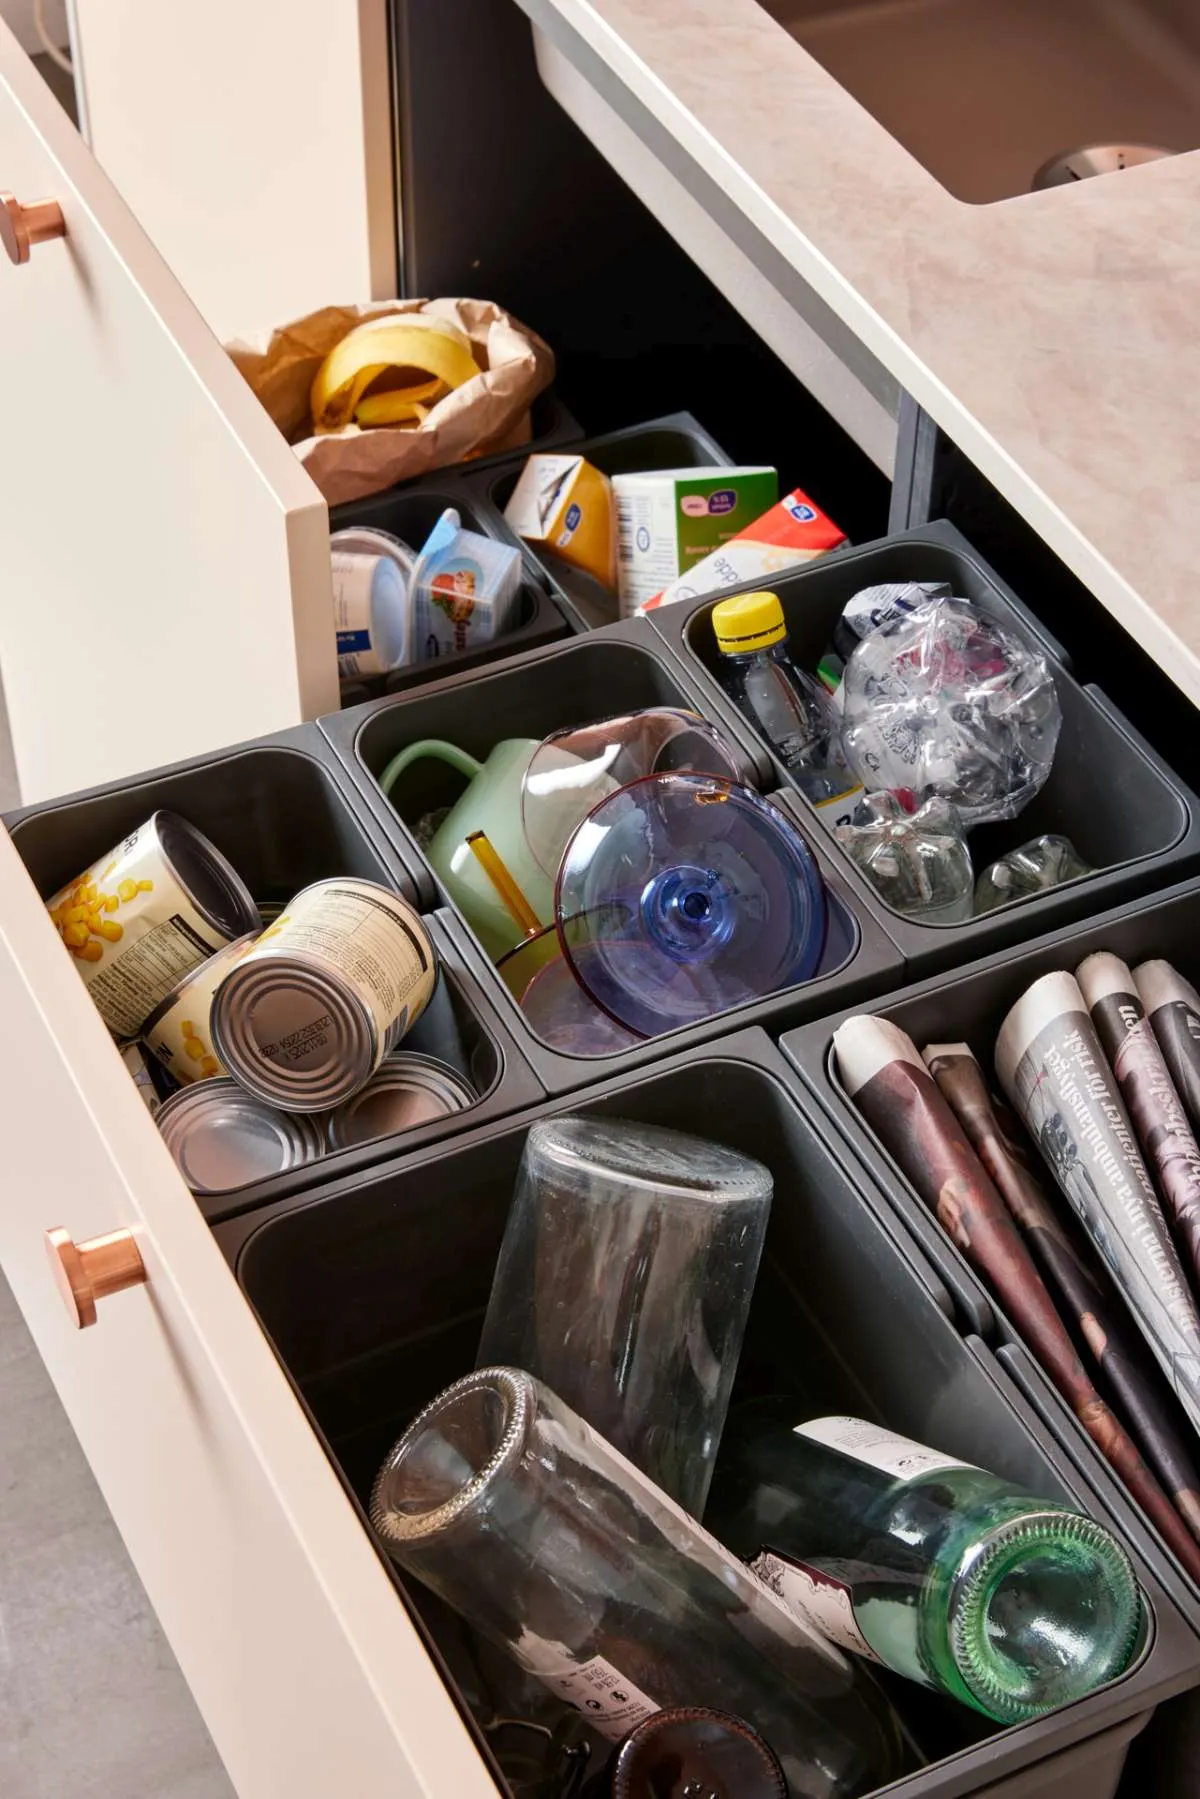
[[226, 297, 555, 507], [839, 599, 1061, 827]]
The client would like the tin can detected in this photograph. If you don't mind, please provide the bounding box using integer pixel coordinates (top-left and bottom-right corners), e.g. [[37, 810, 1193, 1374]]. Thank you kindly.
[[325, 1052, 476, 1151], [47, 812, 261, 1039], [156, 1079, 326, 1195], [120, 1041, 164, 1117], [141, 933, 260, 1083], [210, 879, 437, 1111]]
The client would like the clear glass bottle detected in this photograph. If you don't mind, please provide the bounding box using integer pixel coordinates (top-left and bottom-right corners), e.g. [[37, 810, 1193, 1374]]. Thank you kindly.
[[586, 1707, 787, 1798], [371, 1369, 914, 1798], [476, 1116, 773, 1518], [709, 1412, 1143, 1723], [711, 591, 853, 806]]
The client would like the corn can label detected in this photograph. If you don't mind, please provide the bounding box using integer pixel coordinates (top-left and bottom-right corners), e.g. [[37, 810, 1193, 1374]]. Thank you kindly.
[[48, 821, 233, 1039], [235, 882, 435, 1067], [144, 934, 258, 1083]]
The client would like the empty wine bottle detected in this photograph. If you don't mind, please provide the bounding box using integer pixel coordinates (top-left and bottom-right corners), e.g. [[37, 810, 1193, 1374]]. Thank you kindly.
[[371, 1369, 914, 1798], [582, 1707, 787, 1798], [709, 1412, 1142, 1723]]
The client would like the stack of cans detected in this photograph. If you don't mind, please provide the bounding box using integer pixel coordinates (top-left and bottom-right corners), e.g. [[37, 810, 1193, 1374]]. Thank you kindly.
[[50, 823, 479, 1196]]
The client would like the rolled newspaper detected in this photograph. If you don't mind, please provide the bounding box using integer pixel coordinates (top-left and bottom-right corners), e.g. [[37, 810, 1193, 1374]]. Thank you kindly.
[[835, 1013, 1200, 1578], [926, 1041, 1200, 1549], [997, 970, 1200, 1439], [1078, 951, 1200, 1301], [1135, 960, 1200, 1140]]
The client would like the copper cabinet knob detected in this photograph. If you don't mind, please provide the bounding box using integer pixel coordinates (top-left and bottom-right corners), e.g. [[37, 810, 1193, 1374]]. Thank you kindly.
[[0, 193, 66, 265], [46, 1227, 147, 1329]]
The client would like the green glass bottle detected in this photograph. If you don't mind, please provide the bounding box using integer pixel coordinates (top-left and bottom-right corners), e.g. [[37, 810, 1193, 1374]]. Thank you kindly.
[[710, 1413, 1142, 1724]]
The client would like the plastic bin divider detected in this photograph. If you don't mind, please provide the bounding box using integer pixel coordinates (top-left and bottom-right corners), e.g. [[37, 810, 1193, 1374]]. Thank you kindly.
[[2, 720, 427, 913], [329, 483, 572, 703], [210, 1025, 1200, 1799], [781, 873, 1200, 1601], [466, 411, 737, 634], [648, 521, 1200, 980], [194, 908, 546, 1227]]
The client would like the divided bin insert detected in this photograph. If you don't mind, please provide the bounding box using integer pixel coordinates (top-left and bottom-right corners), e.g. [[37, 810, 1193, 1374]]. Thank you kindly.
[[330, 485, 570, 702], [480, 412, 734, 630], [4, 729, 543, 1221], [649, 521, 1200, 976], [215, 1031, 1197, 1799], [782, 875, 1200, 1609], [320, 623, 906, 1090]]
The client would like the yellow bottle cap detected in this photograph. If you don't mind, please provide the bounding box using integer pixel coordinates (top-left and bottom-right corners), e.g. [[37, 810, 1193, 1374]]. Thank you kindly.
[[712, 591, 787, 653]]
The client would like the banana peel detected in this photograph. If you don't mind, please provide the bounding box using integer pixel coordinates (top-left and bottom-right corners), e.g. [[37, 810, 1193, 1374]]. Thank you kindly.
[[310, 314, 481, 433], [354, 393, 433, 428]]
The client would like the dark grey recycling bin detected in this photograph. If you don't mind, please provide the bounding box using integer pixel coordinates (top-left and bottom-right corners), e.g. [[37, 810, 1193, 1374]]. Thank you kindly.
[[329, 483, 571, 706], [647, 520, 1200, 978], [213, 1027, 1200, 1799], [319, 619, 908, 1093], [781, 874, 1200, 1612], [474, 410, 735, 631], [3, 724, 544, 1223]]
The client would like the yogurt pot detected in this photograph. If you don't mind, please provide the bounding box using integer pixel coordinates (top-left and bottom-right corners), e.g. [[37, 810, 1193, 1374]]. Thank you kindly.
[[210, 879, 437, 1111], [141, 932, 260, 1083], [46, 812, 261, 1039], [156, 1079, 326, 1195], [410, 507, 522, 661], [330, 527, 416, 679]]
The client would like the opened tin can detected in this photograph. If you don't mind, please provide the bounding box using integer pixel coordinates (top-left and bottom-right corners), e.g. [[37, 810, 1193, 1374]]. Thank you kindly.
[[156, 1079, 326, 1195], [47, 812, 260, 1039], [210, 879, 437, 1110], [325, 1051, 476, 1151], [141, 932, 260, 1083]]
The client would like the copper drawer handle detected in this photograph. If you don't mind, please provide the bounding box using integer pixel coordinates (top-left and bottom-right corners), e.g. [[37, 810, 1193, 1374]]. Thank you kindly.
[[46, 1227, 147, 1329], [1, 193, 66, 265]]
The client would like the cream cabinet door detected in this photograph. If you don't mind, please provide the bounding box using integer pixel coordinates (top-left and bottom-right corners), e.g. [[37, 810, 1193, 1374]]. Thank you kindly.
[[0, 830, 496, 1796], [0, 20, 339, 807], [69, 0, 397, 342]]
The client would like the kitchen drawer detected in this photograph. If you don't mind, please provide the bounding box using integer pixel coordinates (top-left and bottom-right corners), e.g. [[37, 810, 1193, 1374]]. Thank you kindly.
[[0, 19, 337, 805], [0, 781, 502, 1794]]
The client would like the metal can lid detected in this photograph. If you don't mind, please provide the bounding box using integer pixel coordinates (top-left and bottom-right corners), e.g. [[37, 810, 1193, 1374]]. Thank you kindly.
[[151, 812, 261, 941], [156, 1079, 325, 1194], [325, 1053, 476, 1151], [212, 958, 380, 1111], [139, 931, 261, 1041]]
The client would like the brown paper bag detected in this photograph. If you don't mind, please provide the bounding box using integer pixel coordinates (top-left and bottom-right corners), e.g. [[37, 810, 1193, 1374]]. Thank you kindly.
[[226, 297, 556, 507]]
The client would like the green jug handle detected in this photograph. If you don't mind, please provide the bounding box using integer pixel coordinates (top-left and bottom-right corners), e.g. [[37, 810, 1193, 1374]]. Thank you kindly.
[[379, 738, 484, 799]]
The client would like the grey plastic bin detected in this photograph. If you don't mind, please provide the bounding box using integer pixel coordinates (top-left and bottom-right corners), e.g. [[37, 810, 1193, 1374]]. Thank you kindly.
[[2, 727, 544, 1222], [781, 874, 1200, 1607], [318, 620, 907, 1093], [212, 1027, 1200, 1799], [329, 484, 571, 705], [475, 410, 734, 631], [648, 521, 1200, 979]]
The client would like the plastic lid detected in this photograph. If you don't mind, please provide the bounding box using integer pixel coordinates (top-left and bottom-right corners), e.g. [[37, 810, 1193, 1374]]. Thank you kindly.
[[712, 591, 787, 653], [554, 773, 828, 1038]]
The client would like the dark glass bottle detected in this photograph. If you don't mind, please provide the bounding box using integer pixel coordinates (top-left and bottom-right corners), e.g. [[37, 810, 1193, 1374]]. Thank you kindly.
[[582, 1707, 787, 1798], [709, 1413, 1142, 1724]]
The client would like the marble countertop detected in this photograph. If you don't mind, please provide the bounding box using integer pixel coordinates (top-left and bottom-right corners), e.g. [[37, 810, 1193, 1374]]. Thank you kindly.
[[526, 0, 1200, 702]]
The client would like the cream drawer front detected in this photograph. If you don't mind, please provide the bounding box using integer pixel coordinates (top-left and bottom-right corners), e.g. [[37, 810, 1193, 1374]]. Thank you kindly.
[[0, 21, 338, 806], [0, 824, 496, 1799]]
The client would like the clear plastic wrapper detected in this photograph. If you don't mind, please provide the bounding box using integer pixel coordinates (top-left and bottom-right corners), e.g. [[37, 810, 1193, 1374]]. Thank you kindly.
[[835, 793, 973, 923], [839, 600, 1061, 826]]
